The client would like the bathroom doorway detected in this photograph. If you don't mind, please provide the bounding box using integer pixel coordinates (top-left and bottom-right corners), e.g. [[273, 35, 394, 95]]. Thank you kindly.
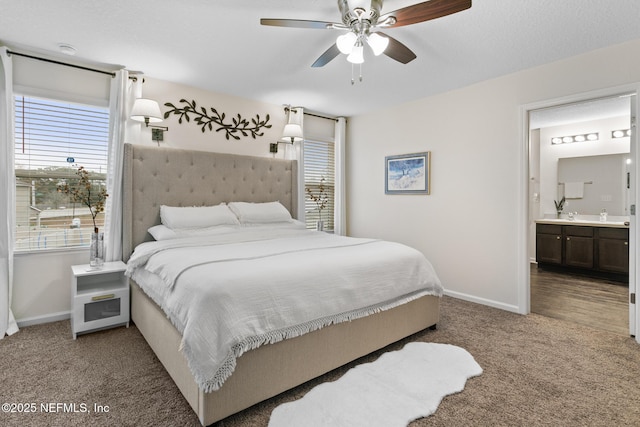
[[526, 91, 635, 336]]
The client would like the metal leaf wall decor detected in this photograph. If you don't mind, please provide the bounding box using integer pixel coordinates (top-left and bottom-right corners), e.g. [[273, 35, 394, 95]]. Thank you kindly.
[[164, 99, 272, 140]]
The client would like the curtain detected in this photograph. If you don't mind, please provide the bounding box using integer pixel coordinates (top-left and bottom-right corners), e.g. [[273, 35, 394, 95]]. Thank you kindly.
[[104, 70, 138, 262], [334, 117, 347, 236], [0, 47, 18, 338], [284, 107, 305, 221]]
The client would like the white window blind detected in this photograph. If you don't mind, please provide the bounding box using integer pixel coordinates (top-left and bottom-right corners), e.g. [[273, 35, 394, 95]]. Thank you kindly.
[[303, 139, 335, 230], [14, 95, 109, 251]]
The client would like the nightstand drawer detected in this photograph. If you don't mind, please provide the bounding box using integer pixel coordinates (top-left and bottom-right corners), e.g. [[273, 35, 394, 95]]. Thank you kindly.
[[73, 288, 129, 336]]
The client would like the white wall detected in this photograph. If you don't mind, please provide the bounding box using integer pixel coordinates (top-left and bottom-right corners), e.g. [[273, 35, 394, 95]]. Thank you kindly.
[[140, 77, 289, 158], [13, 76, 287, 325], [346, 38, 640, 312]]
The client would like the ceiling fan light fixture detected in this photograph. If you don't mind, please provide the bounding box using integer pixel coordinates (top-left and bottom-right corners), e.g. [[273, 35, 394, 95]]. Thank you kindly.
[[347, 43, 364, 64], [367, 32, 389, 56], [337, 32, 357, 54], [261, 0, 472, 77], [377, 15, 397, 27]]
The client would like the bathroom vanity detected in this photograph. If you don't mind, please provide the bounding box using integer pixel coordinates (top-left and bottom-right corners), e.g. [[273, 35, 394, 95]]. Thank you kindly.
[[535, 219, 629, 282]]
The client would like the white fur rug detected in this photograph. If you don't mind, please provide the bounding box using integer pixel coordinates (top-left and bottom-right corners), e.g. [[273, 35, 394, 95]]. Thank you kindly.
[[268, 342, 482, 427]]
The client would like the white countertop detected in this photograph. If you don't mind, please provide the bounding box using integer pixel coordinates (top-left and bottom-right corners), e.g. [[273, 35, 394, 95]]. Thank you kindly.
[[535, 218, 629, 228]]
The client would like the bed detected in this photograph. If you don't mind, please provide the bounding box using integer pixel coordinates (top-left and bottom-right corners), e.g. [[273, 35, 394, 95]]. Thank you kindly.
[[122, 143, 442, 425]]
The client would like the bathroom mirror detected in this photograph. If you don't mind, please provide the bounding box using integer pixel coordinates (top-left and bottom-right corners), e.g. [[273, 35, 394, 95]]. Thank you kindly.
[[557, 153, 629, 216]]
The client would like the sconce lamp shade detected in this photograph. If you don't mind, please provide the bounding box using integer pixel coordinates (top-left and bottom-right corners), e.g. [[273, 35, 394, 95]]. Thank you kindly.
[[131, 98, 163, 126], [282, 123, 303, 143]]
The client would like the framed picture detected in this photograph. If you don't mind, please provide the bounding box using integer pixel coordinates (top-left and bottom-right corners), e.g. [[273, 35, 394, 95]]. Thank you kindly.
[[385, 151, 431, 194]]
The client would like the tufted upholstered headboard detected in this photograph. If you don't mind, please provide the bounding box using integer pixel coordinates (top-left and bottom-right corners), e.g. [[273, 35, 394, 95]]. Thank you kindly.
[[122, 143, 298, 261]]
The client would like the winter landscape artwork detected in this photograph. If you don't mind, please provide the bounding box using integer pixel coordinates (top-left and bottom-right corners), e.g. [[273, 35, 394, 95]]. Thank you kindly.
[[385, 152, 430, 194]]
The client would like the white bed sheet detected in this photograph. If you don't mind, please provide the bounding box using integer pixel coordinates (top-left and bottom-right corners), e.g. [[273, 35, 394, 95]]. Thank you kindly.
[[126, 228, 443, 392]]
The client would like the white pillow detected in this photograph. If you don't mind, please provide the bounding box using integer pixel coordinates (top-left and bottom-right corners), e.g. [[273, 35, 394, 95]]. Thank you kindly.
[[160, 204, 239, 229], [148, 224, 178, 240], [228, 201, 292, 224], [148, 224, 238, 241]]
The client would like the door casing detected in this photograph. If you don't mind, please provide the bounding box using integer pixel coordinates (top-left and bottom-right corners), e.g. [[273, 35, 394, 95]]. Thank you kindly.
[[518, 83, 639, 342]]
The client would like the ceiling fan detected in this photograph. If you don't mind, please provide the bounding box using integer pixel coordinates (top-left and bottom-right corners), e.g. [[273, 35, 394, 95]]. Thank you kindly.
[[261, 0, 472, 70]]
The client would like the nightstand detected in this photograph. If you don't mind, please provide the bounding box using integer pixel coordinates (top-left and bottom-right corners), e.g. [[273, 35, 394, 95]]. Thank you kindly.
[[71, 261, 129, 339]]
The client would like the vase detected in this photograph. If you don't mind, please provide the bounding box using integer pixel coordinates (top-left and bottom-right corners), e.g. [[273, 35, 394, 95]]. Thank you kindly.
[[90, 231, 104, 269], [316, 220, 324, 231]]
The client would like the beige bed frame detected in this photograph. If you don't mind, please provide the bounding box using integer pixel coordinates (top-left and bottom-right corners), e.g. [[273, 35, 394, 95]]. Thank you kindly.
[[122, 143, 440, 425]]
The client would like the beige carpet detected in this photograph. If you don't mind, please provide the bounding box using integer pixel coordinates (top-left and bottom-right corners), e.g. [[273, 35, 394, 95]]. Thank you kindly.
[[1, 296, 639, 426]]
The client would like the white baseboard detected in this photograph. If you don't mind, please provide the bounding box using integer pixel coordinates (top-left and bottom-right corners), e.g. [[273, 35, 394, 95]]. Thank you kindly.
[[443, 290, 520, 314], [16, 293, 520, 327], [16, 311, 70, 328]]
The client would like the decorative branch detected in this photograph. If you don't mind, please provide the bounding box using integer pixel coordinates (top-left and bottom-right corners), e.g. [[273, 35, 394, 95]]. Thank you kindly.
[[306, 176, 329, 222], [164, 99, 272, 140], [57, 166, 108, 233]]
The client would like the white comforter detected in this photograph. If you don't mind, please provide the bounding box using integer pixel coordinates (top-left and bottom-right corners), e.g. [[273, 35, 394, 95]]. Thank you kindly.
[[126, 228, 443, 392]]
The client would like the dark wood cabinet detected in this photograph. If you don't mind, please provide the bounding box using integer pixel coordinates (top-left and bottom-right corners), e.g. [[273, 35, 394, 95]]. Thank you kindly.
[[564, 226, 594, 269], [598, 228, 629, 274], [536, 224, 562, 265], [536, 223, 628, 282]]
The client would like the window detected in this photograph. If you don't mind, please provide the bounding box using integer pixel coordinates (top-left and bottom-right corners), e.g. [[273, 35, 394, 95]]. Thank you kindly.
[[303, 139, 335, 231], [14, 95, 109, 251]]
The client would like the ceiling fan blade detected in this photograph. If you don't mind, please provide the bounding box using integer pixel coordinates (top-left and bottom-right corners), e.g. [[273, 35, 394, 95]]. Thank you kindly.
[[379, 0, 471, 28], [260, 18, 342, 30], [378, 33, 417, 64], [311, 44, 341, 67]]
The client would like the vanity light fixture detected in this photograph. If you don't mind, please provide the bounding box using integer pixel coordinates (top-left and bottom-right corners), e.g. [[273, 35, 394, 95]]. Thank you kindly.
[[551, 132, 599, 145], [612, 129, 631, 139], [131, 98, 169, 146]]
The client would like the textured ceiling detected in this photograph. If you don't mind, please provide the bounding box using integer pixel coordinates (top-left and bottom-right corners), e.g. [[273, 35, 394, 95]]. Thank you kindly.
[[1, 0, 640, 117]]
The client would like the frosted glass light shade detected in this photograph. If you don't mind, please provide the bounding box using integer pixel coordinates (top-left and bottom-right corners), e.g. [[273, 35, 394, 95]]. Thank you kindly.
[[131, 98, 163, 125], [367, 33, 389, 56], [347, 44, 364, 64], [337, 32, 357, 54]]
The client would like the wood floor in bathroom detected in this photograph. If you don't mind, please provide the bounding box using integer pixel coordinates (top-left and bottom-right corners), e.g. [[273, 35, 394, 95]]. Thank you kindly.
[[530, 264, 629, 336]]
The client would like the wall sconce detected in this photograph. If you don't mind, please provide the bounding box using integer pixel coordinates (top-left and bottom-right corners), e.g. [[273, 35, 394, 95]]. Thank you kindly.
[[551, 132, 598, 145], [131, 98, 169, 146], [612, 129, 631, 139], [270, 106, 304, 153]]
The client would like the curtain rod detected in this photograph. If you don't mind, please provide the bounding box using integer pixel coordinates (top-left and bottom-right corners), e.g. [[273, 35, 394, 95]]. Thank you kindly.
[[285, 106, 340, 122], [304, 111, 339, 122], [7, 49, 118, 78]]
